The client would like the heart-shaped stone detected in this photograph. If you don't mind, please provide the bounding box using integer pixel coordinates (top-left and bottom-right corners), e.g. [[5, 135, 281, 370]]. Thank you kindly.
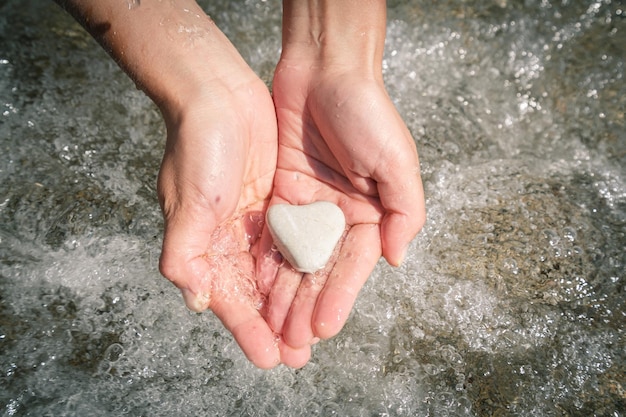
[[266, 201, 346, 273]]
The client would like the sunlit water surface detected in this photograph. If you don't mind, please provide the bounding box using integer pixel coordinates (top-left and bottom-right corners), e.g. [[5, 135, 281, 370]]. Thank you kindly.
[[1, 0, 624, 416]]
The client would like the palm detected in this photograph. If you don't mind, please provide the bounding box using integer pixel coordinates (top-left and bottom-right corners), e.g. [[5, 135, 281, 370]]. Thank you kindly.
[[261, 66, 425, 348]]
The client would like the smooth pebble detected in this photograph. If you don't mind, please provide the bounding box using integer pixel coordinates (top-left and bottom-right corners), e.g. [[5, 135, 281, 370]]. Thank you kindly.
[[266, 201, 346, 273]]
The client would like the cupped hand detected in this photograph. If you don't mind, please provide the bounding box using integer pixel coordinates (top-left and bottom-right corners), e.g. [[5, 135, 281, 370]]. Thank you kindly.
[[260, 64, 426, 349], [157, 73, 310, 369]]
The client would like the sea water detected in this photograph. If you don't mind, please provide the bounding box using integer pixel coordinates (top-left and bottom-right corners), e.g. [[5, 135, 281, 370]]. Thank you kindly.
[[1, 0, 624, 415]]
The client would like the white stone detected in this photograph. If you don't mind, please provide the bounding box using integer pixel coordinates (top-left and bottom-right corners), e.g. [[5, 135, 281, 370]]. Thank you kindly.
[[266, 201, 346, 274]]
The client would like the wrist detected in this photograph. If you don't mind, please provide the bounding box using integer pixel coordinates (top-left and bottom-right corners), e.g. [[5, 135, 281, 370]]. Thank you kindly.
[[280, 0, 387, 76], [57, 0, 257, 122]]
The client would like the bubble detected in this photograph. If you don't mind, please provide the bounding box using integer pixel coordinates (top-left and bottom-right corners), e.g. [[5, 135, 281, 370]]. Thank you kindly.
[[103, 343, 124, 363]]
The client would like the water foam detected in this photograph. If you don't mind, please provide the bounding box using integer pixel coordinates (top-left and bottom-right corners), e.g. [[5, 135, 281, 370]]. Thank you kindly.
[[1, 0, 624, 415]]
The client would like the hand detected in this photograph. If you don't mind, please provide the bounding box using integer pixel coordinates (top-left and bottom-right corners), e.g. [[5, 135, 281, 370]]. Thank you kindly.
[[258, 63, 426, 349], [156, 61, 310, 369]]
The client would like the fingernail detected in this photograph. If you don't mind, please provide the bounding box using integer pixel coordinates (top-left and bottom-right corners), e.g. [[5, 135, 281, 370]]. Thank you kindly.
[[396, 245, 409, 267], [181, 288, 209, 312]]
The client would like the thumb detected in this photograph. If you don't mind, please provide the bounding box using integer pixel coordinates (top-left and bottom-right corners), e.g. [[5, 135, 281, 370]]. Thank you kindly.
[[159, 206, 218, 312], [378, 165, 426, 267]]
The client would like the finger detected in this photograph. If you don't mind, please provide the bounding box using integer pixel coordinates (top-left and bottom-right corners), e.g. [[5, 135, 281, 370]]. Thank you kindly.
[[312, 223, 381, 339], [254, 225, 282, 295], [265, 266, 303, 333], [277, 337, 311, 369], [210, 296, 281, 369], [282, 271, 329, 348], [255, 206, 303, 333], [379, 168, 425, 266], [159, 212, 217, 312], [375, 138, 426, 266]]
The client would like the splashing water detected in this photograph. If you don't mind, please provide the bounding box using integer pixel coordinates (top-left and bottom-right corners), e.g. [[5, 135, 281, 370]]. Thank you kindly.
[[1, 0, 624, 416]]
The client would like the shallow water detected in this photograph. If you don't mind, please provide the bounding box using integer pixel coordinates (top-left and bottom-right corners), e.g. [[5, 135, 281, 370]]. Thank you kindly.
[[1, 0, 624, 415]]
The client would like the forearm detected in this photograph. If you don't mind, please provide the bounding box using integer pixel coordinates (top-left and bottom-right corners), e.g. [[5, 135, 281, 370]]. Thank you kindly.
[[54, 0, 251, 115], [281, 0, 387, 74]]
